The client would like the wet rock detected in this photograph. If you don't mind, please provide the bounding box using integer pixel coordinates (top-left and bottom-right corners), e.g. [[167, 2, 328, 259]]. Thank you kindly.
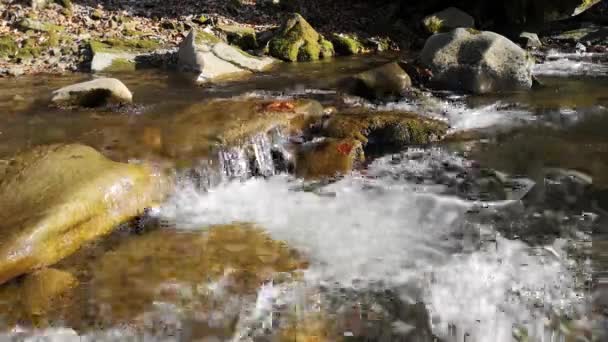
[[341, 62, 412, 101], [0, 144, 165, 285], [0, 268, 77, 327], [420, 28, 534, 94], [519, 32, 542, 49], [216, 24, 258, 50], [51, 78, 132, 107], [21, 268, 78, 317], [331, 33, 365, 55], [89, 37, 162, 72], [178, 30, 276, 84], [86, 224, 306, 325], [268, 13, 334, 62], [322, 110, 448, 150], [422, 7, 475, 34], [161, 99, 323, 159], [296, 138, 364, 179], [551, 25, 608, 45]]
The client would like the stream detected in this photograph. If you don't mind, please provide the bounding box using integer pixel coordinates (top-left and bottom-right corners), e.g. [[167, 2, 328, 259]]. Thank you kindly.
[[0, 52, 606, 341]]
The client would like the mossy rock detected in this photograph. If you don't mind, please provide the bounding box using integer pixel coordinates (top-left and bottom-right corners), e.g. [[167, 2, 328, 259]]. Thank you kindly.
[[0, 268, 78, 327], [0, 144, 166, 285], [160, 99, 324, 159], [0, 36, 19, 58], [268, 13, 333, 62], [89, 37, 160, 54], [217, 24, 258, 50], [18, 18, 63, 33], [322, 110, 448, 149], [296, 138, 364, 179], [86, 224, 307, 325], [331, 33, 364, 55]]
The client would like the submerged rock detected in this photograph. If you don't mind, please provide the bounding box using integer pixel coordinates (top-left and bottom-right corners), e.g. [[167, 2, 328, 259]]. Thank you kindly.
[[178, 30, 276, 84], [0, 144, 165, 285], [296, 138, 364, 179], [341, 62, 412, 100], [268, 13, 334, 62], [0, 268, 77, 326], [51, 78, 132, 107], [322, 110, 448, 149], [87, 224, 307, 325], [423, 7, 475, 34], [420, 28, 534, 94], [161, 99, 324, 159]]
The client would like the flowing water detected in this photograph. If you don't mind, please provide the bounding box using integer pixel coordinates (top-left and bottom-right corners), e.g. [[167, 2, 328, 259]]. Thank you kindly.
[[0, 53, 606, 341]]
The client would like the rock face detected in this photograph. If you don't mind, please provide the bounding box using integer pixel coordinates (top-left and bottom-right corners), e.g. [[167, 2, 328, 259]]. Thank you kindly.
[[322, 110, 448, 148], [178, 30, 276, 83], [420, 28, 533, 94], [341, 62, 412, 100], [161, 99, 324, 159], [296, 138, 364, 179], [51, 78, 133, 107], [0, 144, 164, 285], [216, 24, 258, 50], [331, 33, 365, 55], [89, 38, 162, 72], [268, 13, 334, 62], [423, 7, 475, 33]]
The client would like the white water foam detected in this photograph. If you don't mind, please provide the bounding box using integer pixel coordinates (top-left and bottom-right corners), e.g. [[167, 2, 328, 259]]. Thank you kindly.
[[534, 51, 608, 77], [157, 151, 582, 342]]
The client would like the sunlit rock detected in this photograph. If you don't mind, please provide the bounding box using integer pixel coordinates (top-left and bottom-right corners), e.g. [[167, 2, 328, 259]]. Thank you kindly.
[[269, 13, 334, 62], [0, 144, 166, 285], [296, 138, 364, 179], [178, 30, 276, 84], [322, 110, 448, 149], [51, 78, 132, 107]]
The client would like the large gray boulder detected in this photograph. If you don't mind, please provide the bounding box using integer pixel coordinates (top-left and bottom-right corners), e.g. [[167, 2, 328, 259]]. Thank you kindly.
[[420, 28, 533, 94], [178, 30, 276, 84]]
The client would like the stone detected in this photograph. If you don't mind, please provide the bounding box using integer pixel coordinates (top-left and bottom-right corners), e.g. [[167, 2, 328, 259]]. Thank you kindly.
[[31, 0, 49, 10], [178, 30, 276, 84], [216, 24, 258, 50], [18, 18, 59, 33], [51, 78, 133, 107], [296, 138, 364, 179], [21, 268, 78, 317], [423, 7, 475, 34], [519, 32, 542, 49], [268, 13, 334, 62], [89, 38, 162, 72], [420, 28, 534, 94], [322, 110, 448, 148], [160, 99, 324, 159], [340, 62, 412, 100], [0, 144, 165, 285], [331, 33, 365, 55]]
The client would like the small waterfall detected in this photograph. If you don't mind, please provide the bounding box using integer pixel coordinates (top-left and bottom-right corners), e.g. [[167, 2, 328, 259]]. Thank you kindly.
[[182, 128, 291, 190]]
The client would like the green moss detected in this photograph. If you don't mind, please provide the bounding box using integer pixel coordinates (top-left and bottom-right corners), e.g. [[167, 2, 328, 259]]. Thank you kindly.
[[323, 110, 448, 147], [423, 16, 444, 34], [89, 37, 160, 54], [217, 24, 257, 50], [331, 33, 363, 55], [466, 28, 482, 35], [0, 36, 19, 59], [194, 29, 221, 44], [319, 38, 334, 58], [268, 13, 330, 62], [104, 58, 136, 72]]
